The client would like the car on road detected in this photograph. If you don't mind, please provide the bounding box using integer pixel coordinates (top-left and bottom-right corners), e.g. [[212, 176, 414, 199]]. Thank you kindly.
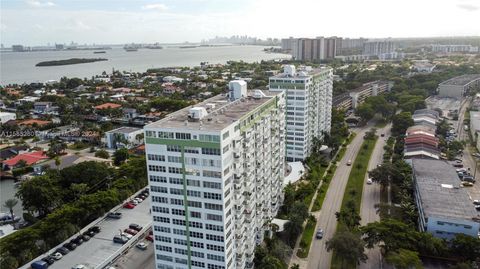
[[380, 133, 385, 137], [124, 228, 138, 235], [31, 260, 49, 269], [50, 252, 62, 260], [106, 212, 122, 219], [475, 205, 480, 211], [72, 264, 88, 269], [347, 160, 352, 166], [473, 200, 480, 205], [366, 178, 373, 184], [123, 202, 135, 209], [146, 234, 153, 242], [472, 153, 480, 158], [316, 229, 324, 239], [136, 242, 147, 250], [113, 235, 129, 244], [55, 247, 70, 255], [129, 223, 143, 231]]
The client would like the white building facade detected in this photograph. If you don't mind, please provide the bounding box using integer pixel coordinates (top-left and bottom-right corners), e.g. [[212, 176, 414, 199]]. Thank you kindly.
[[269, 65, 333, 161], [144, 87, 286, 269]]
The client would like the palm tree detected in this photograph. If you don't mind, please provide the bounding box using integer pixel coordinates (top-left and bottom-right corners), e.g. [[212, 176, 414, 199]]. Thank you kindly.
[[3, 198, 18, 222]]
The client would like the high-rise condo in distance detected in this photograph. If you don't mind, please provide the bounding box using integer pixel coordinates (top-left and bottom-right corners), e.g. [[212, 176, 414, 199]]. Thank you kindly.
[[144, 82, 286, 269], [269, 65, 333, 161]]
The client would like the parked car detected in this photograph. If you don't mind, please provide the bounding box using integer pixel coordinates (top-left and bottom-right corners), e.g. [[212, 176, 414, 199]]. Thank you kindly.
[[475, 205, 480, 211], [380, 133, 385, 137], [31, 260, 49, 269], [146, 234, 154, 242], [124, 228, 138, 235], [129, 223, 143, 231], [136, 242, 147, 250], [89, 226, 101, 234], [72, 264, 88, 269], [347, 160, 352, 166], [81, 234, 91, 241], [134, 198, 143, 203], [107, 212, 122, 219], [473, 200, 480, 205], [462, 176, 475, 183], [83, 230, 95, 237], [462, 181, 474, 187], [113, 235, 128, 244], [453, 163, 464, 168], [63, 242, 77, 251], [316, 229, 324, 239], [121, 232, 133, 240], [366, 178, 373, 185], [72, 236, 83, 245], [123, 202, 135, 209], [49, 252, 63, 260], [41, 256, 55, 265], [55, 247, 70, 255], [130, 200, 139, 205]]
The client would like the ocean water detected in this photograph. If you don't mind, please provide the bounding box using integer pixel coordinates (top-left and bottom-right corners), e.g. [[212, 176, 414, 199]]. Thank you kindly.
[[0, 45, 290, 85]]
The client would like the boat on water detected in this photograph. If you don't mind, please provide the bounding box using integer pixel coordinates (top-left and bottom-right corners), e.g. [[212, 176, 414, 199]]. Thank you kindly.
[[125, 48, 138, 52], [179, 45, 197, 49], [146, 43, 163, 49], [93, 51, 106, 54]]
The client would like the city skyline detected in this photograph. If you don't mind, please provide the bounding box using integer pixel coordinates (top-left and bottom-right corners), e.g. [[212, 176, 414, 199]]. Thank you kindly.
[[1, 0, 480, 46]]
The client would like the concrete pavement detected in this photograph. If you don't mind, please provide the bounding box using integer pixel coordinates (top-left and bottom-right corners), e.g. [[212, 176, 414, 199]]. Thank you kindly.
[[358, 124, 391, 269], [306, 127, 370, 269]]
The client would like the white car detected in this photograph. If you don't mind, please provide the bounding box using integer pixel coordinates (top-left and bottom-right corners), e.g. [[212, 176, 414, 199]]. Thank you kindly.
[[121, 232, 133, 240], [136, 242, 147, 250], [366, 178, 373, 185], [72, 265, 87, 269], [131, 200, 139, 205], [473, 200, 480, 205], [134, 198, 143, 203], [50, 252, 62, 260]]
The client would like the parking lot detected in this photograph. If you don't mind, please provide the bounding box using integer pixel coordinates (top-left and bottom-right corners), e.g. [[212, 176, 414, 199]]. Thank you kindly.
[[21, 192, 152, 269]]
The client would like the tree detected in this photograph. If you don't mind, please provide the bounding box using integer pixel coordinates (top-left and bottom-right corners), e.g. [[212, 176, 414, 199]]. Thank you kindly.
[[113, 148, 129, 166], [335, 200, 361, 230], [95, 149, 110, 159], [16, 159, 27, 168], [368, 163, 396, 190], [356, 103, 375, 122], [385, 249, 423, 269], [450, 234, 480, 262], [15, 176, 62, 217], [54, 156, 61, 169], [283, 215, 303, 247], [325, 231, 367, 266], [392, 112, 414, 136], [47, 139, 67, 157], [3, 198, 19, 222]]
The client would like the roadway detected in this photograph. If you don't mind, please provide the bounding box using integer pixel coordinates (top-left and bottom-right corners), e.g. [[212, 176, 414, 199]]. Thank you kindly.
[[306, 126, 370, 269], [113, 239, 155, 269], [358, 124, 391, 269]]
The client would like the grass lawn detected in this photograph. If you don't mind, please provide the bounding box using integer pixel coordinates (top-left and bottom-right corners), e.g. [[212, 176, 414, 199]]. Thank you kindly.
[[296, 217, 317, 258], [331, 137, 378, 269], [68, 142, 90, 151]]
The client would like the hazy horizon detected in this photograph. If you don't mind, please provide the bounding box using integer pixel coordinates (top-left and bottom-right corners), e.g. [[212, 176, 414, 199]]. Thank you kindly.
[[1, 0, 480, 46]]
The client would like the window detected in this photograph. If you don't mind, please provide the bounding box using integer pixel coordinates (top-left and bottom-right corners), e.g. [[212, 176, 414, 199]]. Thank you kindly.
[[168, 156, 182, 163], [152, 206, 169, 213], [169, 177, 184, 185], [203, 170, 222, 178], [146, 130, 156, 137], [207, 214, 223, 222], [176, 132, 191, 140], [148, 165, 166, 172], [152, 196, 168, 203], [157, 131, 174, 139], [184, 147, 199, 154], [202, 159, 221, 167], [155, 235, 172, 243], [222, 131, 229, 140], [199, 134, 220, 142], [191, 260, 205, 268], [157, 254, 173, 262], [149, 175, 167, 183], [170, 188, 184, 195], [204, 192, 222, 200], [208, 265, 224, 269], [207, 254, 225, 262], [173, 228, 186, 235], [187, 190, 201, 197], [168, 167, 183, 174], [205, 203, 223, 211], [170, 198, 184, 205], [172, 219, 186, 226], [185, 157, 199, 165], [166, 145, 181, 152], [153, 216, 170, 223], [222, 145, 229, 154], [189, 221, 203, 229], [156, 245, 172, 252], [206, 234, 224, 242], [202, 148, 221, 155], [190, 231, 204, 238], [207, 244, 225, 252], [206, 224, 224, 232], [172, 209, 185, 216], [188, 200, 202, 208], [187, 179, 200, 187], [151, 186, 168, 193], [190, 211, 201, 218], [154, 226, 171, 233], [175, 258, 188, 265], [148, 154, 165, 161], [203, 181, 221, 189]]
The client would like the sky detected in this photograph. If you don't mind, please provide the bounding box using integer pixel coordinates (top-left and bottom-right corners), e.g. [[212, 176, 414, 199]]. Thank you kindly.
[[1, 0, 480, 46]]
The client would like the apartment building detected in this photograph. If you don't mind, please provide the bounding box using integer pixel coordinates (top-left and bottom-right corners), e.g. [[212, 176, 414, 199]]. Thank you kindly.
[[363, 40, 395, 56], [350, 80, 393, 109], [437, 74, 480, 99], [269, 65, 333, 161], [291, 37, 338, 61], [144, 84, 286, 269]]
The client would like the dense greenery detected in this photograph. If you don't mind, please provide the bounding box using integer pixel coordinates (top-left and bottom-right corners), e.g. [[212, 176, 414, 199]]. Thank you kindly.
[[0, 156, 147, 269], [35, 58, 107, 66]]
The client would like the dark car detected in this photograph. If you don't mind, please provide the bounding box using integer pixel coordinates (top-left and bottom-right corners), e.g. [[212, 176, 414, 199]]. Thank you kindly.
[[463, 176, 476, 183], [56, 247, 70, 255], [89, 226, 101, 234], [83, 230, 95, 237], [41, 256, 55, 265], [72, 236, 83, 245], [129, 223, 143, 231], [124, 228, 138, 235], [63, 242, 77, 251], [316, 229, 324, 239], [81, 234, 91, 241], [107, 212, 122, 219]]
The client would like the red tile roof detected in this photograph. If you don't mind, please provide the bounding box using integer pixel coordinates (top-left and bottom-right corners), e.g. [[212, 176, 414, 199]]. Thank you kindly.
[[18, 119, 51, 126], [94, 103, 122, 110], [3, 151, 48, 166]]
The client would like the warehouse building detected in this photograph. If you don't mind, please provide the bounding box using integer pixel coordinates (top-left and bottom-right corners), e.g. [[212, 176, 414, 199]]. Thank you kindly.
[[437, 74, 480, 99]]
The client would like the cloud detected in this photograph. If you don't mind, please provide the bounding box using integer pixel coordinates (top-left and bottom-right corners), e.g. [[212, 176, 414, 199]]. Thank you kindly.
[[141, 3, 168, 12], [457, 3, 479, 11], [26, 0, 56, 7]]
